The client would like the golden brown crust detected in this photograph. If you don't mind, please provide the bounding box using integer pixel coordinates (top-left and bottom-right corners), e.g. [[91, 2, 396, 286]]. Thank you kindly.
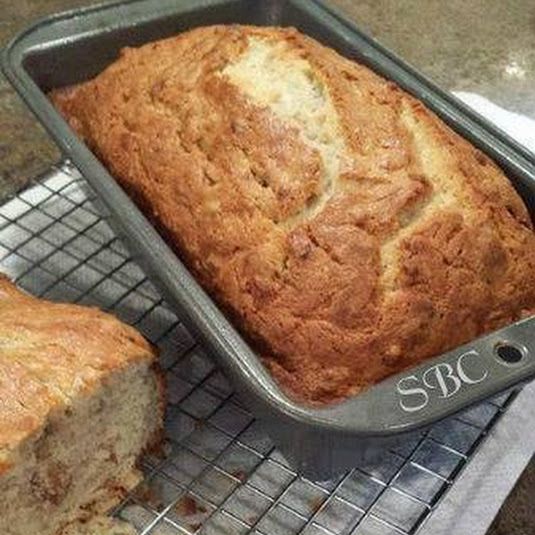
[[50, 25, 535, 403], [0, 275, 156, 455]]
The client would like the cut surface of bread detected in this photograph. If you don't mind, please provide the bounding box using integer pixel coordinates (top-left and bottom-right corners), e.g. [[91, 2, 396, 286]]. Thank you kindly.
[[50, 25, 535, 403], [0, 276, 162, 535], [59, 515, 137, 535]]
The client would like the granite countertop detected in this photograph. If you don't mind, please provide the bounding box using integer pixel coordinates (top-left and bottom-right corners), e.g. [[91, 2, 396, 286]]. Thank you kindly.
[[0, 0, 533, 533]]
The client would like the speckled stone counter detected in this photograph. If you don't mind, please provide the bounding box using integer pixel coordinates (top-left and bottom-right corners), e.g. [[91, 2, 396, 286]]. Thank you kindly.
[[0, 1, 533, 533], [331, 0, 535, 120]]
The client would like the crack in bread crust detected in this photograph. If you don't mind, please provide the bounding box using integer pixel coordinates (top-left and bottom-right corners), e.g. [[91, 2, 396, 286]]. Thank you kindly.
[[222, 37, 346, 228], [379, 103, 462, 293], [49, 25, 535, 403]]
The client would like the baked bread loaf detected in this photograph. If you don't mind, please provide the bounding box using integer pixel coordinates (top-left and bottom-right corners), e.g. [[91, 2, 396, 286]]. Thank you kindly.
[[0, 276, 162, 535], [51, 25, 535, 403]]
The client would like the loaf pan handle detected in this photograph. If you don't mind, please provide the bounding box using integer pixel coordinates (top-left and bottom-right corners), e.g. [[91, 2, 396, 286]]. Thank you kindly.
[[379, 316, 535, 430], [327, 315, 535, 433]]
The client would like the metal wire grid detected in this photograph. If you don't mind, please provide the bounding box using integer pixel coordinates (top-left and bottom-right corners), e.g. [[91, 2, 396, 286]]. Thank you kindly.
[[0, 163, 516, 535]]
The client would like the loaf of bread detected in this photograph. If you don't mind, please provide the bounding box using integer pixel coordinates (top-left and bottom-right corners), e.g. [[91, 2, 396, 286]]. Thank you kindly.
[[51, 25, 535, 403], [0, 276, 162, 535]]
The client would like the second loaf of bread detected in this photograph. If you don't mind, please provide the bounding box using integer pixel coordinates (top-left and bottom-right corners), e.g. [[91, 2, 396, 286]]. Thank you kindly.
[[51, 25, 535, 403], [0, 275, 162, 535]]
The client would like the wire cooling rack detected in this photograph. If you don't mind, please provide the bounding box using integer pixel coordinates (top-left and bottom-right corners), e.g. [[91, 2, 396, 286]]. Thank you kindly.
[[0, 163, 518, 535]]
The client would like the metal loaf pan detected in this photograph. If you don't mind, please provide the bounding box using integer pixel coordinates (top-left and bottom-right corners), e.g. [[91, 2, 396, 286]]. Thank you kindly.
[[3, 0, 535, 479]]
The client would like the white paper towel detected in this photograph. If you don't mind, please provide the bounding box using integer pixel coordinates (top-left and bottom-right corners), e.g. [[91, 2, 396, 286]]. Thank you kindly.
[[453, 91, 535, 154]]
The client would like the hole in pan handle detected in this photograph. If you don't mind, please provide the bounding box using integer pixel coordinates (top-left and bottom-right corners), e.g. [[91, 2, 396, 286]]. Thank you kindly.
[[494, 341, 526, 365], [374, 315, 535, 429]]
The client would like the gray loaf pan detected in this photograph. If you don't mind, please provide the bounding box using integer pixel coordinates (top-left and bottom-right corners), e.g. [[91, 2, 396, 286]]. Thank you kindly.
[[3, 0, 535, 479]]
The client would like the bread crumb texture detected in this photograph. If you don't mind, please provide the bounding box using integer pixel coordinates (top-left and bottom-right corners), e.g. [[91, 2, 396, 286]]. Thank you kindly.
[[50, 25, 535, 403], [0, 276, 162, 534], [59, 515, 137, 535]]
